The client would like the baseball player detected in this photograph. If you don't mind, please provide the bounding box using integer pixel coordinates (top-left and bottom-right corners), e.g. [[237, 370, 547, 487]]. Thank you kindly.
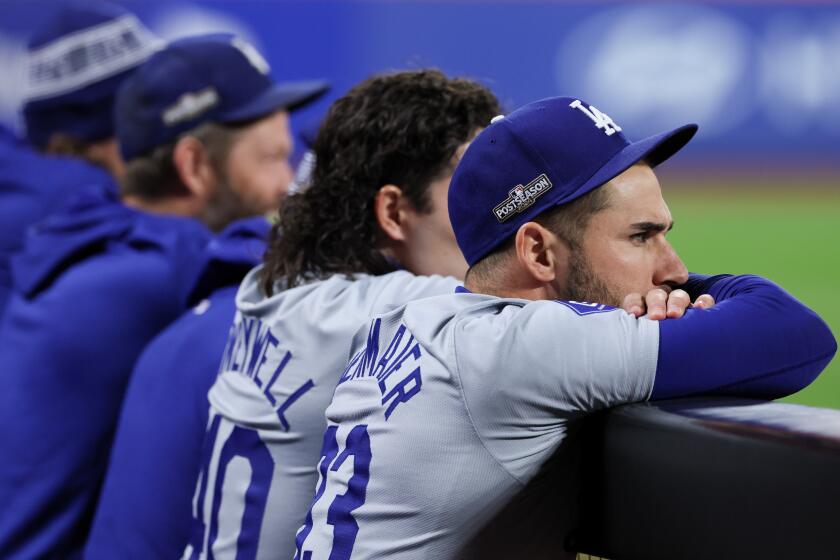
[[88, 107, 328, 558], [182, 70, 500, 560], [85, 218, 269, 560], [0, 34, 325, 559], [0, 0, 157, 314], [294, 96, 837, 559]]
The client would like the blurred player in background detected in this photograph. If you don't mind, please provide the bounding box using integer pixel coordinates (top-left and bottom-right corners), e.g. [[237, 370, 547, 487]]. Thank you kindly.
[[115, 34, 326, 233], [0, 0, 159, 315], [0, 33, 325, 559], [84, 34, 327, 559], [85, 219, 270, 560], [182, 69, 499, 560], [295, 96, 837, 560]]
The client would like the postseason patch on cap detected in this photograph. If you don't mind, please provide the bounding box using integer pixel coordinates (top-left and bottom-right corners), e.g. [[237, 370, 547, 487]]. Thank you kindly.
[[162, 87, 220, 126], [492, 173, 553, 223]]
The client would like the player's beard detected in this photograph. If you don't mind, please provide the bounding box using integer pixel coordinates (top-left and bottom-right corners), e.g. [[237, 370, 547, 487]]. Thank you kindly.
[[564, 249, 624, 308], [202, 176, 270, 233]]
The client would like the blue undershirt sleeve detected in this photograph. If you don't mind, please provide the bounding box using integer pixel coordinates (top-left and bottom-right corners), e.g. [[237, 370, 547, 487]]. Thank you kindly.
[[652, 274, 837, 400]]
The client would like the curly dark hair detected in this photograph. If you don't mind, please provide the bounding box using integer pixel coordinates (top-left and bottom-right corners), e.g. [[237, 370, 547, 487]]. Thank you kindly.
[[261, 69, 501, 294]]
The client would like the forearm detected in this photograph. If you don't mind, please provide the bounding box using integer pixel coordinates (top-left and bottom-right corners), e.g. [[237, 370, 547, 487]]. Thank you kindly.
[[652, 274, 837, 399]]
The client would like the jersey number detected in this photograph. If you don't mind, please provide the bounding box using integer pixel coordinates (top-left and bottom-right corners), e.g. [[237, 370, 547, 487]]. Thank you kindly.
[[294, 424, 372, 560], [187, 417, 273, 560]]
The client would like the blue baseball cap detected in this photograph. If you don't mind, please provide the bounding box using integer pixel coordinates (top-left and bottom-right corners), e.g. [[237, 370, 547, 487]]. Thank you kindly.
[[116, 33, 329, 160], [23, 0, 161, 147], [449, 96, 698, 267]]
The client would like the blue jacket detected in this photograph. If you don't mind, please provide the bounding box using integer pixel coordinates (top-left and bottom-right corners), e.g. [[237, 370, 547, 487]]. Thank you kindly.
[[85, 218, 270, 560], [0, 125, 116, 315], [0, 191, 211, 560]]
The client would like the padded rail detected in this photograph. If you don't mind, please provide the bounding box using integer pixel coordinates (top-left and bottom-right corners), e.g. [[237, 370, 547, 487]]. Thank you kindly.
[[574, 398, 840, 560]]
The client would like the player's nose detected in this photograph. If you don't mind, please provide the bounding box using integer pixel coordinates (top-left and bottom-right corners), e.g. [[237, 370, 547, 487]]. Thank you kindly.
[[654, 241, 689, 288]]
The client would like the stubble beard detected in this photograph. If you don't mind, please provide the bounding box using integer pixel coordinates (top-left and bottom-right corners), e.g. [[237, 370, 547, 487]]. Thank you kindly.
[[203, 177, 270, 233], [563, 249, 624, 308]]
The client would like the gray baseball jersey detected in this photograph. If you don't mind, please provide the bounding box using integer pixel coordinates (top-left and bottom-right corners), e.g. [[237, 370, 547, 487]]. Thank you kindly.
[[182, 266, 459, 560], [293, 290, 658, 559]]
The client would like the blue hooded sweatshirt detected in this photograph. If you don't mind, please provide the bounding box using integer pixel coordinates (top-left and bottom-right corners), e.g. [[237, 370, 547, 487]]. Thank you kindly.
[[0, 190, 211, 560], [0, 125, 116, 315], [84, 217, 270, 560]]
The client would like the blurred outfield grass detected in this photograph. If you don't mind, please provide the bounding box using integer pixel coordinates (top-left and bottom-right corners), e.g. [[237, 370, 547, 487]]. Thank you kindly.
[[662, 176, 839, 409]]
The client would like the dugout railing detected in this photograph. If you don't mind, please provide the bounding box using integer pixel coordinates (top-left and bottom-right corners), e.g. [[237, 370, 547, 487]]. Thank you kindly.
[[571, 397, 840, 560]]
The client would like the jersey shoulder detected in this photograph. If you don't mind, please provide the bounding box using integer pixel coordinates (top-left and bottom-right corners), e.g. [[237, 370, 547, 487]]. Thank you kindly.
[[135, 285, 237, 383], [235, 268, 458, 331]]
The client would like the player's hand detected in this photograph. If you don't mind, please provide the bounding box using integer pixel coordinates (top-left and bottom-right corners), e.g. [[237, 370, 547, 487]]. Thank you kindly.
[[622, 288, 715, 320]]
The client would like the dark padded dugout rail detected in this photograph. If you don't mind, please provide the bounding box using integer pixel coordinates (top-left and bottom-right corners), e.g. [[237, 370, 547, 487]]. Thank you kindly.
[[574, 398, 840, 560]]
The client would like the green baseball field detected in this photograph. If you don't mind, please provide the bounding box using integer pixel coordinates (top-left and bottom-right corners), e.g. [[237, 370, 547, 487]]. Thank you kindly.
[[662, 173, 840, 409]]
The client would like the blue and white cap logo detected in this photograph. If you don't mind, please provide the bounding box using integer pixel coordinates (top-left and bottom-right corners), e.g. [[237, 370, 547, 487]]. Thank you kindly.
[[25, 14, 161, 102], [492, 173, 553, 223], [448, 95, 698, 267], [162, 87, 220, 126], [569, 99, 623, 136], [230, 37, 270, 75]]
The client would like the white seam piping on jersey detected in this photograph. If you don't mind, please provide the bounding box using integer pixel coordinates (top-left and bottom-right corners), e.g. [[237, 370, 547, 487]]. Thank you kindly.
[[25, 15, 162, 101], [451, 318, 526, 487]]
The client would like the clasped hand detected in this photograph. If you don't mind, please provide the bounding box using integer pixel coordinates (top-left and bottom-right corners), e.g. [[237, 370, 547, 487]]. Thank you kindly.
[[622, 288, 715, 320]]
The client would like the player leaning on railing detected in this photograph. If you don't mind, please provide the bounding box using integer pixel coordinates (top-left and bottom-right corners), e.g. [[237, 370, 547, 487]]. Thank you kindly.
[[181, 70, 502, 560], [296, 96, 837, 560]]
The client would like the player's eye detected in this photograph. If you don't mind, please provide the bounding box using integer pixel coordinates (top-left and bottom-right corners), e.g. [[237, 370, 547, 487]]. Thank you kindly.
[[630, 232, 650, 244]]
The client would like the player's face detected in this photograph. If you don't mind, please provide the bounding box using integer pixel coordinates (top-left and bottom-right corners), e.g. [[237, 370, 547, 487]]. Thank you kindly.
[[209, 111, 294, 229], [397, 141, 470, 280], [568, 164, 688, 306]]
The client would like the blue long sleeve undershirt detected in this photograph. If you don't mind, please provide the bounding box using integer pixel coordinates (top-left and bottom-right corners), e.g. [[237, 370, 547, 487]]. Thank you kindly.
[[651, 274, 837, 400]]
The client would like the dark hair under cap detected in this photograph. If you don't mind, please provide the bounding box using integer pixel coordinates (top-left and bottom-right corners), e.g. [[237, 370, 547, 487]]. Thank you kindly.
[[260, 69, 502, 294]]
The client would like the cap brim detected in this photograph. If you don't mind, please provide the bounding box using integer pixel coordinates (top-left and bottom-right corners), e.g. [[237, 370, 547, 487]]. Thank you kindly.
[[560, 123, 698, 205], [220, 79, 330, 122]]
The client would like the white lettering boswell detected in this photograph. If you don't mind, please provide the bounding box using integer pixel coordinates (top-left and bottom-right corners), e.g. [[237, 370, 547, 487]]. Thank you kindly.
[[492, 173, 553, 223], [569, 99, 622, 136]]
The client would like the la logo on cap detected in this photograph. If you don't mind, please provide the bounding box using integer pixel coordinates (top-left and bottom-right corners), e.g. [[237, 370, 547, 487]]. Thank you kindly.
[[569, 99, 622, 136], [231, 37, 270, 75]]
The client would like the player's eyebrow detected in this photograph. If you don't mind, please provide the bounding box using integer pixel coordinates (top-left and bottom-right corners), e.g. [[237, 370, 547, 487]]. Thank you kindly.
[[630, 221, 674, 234]]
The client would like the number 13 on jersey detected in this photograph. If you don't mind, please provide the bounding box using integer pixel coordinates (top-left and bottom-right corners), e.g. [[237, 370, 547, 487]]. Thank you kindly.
[[294, 424, 372, 560]]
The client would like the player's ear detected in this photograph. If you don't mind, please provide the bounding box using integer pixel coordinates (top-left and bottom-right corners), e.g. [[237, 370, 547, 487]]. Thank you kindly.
[[374, 184, 412, 243], [514, 221, 563, 284], [172, 136, 216, 203]]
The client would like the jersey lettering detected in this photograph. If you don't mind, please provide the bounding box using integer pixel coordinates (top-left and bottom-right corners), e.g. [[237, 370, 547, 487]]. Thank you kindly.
[[186, 421, 273, 560], [293, 427, 340, 560], [185, 416, 222, 558], [295, 424, 372, 560], [339, 320, 423, 420], [220, 316, 314, 431], [208, 426, 273, 560]]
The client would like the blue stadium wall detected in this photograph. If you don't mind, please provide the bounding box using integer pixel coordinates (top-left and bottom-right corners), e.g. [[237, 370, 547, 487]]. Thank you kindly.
[[1, 0, 839, 168]]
